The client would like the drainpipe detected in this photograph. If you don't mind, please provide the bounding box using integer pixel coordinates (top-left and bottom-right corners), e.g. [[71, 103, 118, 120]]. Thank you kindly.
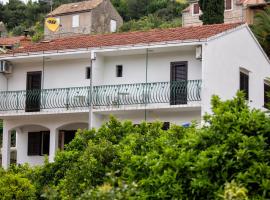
[[88, 51, 96, 129], [144, 48, 149, 121]]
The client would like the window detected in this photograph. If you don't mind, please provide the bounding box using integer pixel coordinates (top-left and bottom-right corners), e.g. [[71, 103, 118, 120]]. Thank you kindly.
[[193, 3, 200, 15], [110, 19, 117, 33], [240, 71, 249, 100], [28, 132, 50, 156], [86, 67, 91, 79], [116, 65, 123, 77], [72, 15, 79, 28], [225, 0, 232, 10], [264, 81, 270, 109]]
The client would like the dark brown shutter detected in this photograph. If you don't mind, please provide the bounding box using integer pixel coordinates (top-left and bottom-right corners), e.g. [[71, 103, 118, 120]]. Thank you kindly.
[[240, 72, 249, 100], [193, 3, 200, 14], [28, 132, 42, 156], [225, 0, 232, 10], [264, 83, 270, 109]]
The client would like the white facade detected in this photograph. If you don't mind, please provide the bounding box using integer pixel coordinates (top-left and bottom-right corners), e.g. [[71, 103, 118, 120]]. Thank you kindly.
[[1, 24, 269, 168]]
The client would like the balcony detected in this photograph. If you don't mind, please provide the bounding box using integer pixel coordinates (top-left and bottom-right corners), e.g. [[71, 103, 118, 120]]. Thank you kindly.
[[0, 80, 201, 114]]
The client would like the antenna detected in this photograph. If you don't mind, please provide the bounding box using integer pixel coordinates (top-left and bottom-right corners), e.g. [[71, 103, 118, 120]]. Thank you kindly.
[[39, 0, 53, 12]]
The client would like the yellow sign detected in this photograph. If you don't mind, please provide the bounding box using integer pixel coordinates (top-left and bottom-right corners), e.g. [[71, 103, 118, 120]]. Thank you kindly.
[[45, 17, 60, 32]]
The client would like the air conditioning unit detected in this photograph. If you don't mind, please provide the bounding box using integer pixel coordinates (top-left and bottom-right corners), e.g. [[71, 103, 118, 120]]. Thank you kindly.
[[195, 46, 202, 60], [0, 60, 13, 74]]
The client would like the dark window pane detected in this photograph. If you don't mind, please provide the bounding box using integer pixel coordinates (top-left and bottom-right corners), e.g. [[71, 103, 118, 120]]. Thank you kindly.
[[28, 132, 41, 156], [86, 67, 91, 79], [116, 65, 123, 77], [42, 131, 50, 155], [193, 3, 200, 14], [264, 83, 270, 109], [240, 72, 249, 100]]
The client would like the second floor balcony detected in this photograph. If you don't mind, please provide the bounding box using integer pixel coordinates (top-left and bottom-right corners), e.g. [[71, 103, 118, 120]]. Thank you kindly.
[[0, 80, 202, 115]]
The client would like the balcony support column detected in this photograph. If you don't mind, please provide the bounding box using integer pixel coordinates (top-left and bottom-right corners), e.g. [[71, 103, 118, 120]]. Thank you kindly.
[[49, 128, 58, 163], [2, 122, 11, 169]]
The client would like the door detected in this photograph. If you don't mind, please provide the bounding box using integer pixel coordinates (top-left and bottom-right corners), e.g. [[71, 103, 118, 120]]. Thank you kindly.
[[170, 62, 188, 105], [26, 71, 42, 112]]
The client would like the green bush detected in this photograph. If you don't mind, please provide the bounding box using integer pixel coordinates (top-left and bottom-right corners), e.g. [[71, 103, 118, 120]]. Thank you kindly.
[[0, 171, 36, 199], [2, 92, 270, 199]]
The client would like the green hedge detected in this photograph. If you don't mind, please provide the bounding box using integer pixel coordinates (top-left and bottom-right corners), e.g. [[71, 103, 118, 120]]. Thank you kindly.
[[2, 92, 270, 199]]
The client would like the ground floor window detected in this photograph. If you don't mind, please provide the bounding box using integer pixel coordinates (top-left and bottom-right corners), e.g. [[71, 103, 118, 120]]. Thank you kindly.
[[28, 131, 50, 156]]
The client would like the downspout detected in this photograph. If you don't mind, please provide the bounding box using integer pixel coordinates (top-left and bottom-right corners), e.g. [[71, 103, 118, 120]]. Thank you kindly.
[[144, 48, 149, 121], [88, 52, 95, 129]]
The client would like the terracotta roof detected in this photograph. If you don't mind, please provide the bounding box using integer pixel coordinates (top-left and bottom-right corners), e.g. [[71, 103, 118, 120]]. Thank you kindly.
[[12, 23, 243, 54], [0, 36, 25, 46], [48, 0, 103, 16]]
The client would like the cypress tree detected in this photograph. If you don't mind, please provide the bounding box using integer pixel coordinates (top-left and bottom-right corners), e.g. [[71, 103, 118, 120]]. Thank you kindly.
[[199, 0, 225, 25]]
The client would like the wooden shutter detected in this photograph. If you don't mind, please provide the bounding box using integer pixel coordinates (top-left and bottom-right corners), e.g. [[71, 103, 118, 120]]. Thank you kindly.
[[193, 3, 200, 14], [225, 0, 232, 10], [28, 132, 41, 156], [240, 72, 249, 100]]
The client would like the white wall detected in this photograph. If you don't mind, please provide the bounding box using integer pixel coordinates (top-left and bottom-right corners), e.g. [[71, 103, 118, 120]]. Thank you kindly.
[[100, 50, 202, 85], [0, 73, 7, 91], [7, 58, 91, 91], [202, 26, 270, 115]]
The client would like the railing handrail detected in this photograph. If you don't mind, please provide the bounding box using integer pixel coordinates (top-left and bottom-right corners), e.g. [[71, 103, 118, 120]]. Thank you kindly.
[[0, 80, 202, 112], [0, 80, 202, 93]]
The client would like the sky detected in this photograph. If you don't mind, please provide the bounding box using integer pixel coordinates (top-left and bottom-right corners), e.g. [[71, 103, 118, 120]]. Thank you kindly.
[[1, 0, 38, 4]]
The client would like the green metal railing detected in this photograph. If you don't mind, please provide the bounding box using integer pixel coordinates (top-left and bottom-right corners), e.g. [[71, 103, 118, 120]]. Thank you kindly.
[[0, 80, 201, 112]]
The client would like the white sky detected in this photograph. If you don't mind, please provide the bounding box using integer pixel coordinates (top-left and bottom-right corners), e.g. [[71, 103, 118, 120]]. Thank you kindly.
[[1, 0, 38, 4]]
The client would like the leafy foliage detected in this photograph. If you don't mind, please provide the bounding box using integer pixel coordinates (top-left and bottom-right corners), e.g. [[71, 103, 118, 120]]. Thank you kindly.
[[251, 7, 270, 57], [199, 0, 224, 24], [2, 93, 270, 199]]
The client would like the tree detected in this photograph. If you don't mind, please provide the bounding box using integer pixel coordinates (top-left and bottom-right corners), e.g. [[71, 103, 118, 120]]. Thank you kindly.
[[252, 8, 270, 57], [199, 0, 225, 25]]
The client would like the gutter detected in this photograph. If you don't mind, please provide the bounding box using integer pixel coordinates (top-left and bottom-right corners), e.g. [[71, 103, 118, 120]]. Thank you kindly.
[[0, 40, 205, 61]]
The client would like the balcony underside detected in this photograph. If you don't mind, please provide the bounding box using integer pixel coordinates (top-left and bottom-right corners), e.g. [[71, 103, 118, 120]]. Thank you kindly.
[[0, 80, 201, 116]]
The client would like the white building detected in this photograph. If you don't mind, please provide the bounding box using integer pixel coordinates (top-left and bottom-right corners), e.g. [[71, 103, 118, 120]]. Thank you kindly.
[[0, 23, 270, 169]]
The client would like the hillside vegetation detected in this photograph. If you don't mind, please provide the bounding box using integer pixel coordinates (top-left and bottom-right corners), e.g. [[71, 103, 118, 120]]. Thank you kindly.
[[1, 93, 270, 199], [0, 0, 186, 37]]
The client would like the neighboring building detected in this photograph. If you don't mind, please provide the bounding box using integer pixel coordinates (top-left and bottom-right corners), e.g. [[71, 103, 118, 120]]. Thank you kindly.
[[44, 0, 123, 39], [0, 36, 31, 52], [182, 0, 270, 27], [0, 23, 270, 169]]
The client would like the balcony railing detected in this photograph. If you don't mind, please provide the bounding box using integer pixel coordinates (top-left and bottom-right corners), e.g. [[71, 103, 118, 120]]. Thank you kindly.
[[0, 80, 201, 112]]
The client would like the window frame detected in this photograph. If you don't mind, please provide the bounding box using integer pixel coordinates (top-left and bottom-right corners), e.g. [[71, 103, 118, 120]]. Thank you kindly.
[[28, 132, 50, 156], [116, 65, 123, 77], [225, 0, 233, 11], [110, 19, 117, 33], [192, 3, 200, 16], [239, 70, 249, 100], [72, 15, 80, 28], [264, 80, 270, 109]]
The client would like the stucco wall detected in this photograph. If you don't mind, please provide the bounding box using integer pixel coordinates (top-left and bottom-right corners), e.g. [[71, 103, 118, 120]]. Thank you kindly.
[[201, 26, 270, 115], [182, 0, 245, 27], [0, 73, 7, 91], [6, 58, 91, 91], [99, 50, 202, 86], [91, 0, 123, 34]]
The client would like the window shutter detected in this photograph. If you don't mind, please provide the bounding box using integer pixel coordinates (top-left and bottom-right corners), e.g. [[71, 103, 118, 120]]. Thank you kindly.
[[225, 0, 232, 10], [28, 132, 42, 156], [193, 3, 200, 14]]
